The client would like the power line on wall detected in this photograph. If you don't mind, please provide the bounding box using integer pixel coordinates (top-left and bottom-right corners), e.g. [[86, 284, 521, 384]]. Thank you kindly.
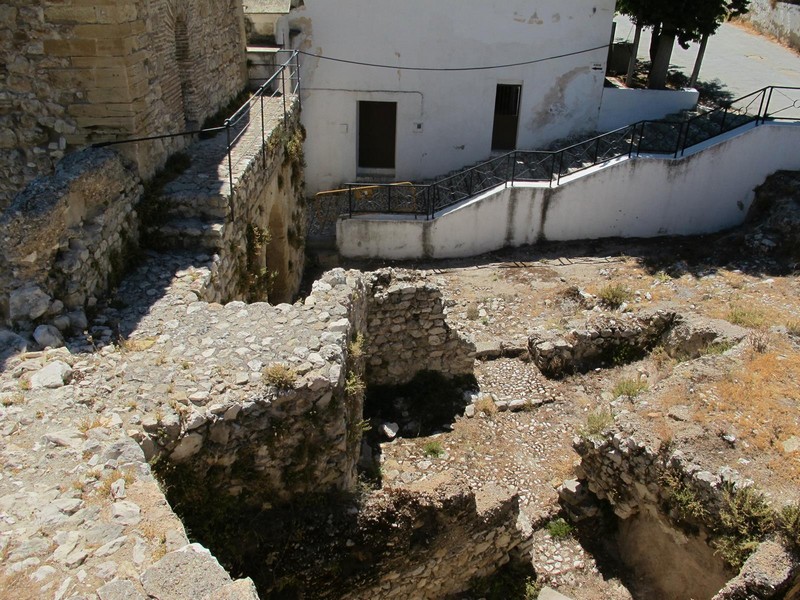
[[295, 44, 609, 72]]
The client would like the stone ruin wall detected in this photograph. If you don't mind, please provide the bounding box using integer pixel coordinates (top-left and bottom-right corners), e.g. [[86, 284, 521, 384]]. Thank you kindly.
[[572, 431, 800, 599], [339, 481, 534, 600], [0, 0, 247, 210], [0, 102, 305, 346], [365, 270, 476, 386], [139, 268, 476, 505], [136, 270, 371, 505], [202, 106, 306, 306], [121, 266, 522, 598], [0, 148, 141, 338]]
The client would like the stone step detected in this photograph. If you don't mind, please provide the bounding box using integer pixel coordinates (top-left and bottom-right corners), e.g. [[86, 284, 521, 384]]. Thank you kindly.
[[156, 190, 230, 221], [144, 217, 225, 252]]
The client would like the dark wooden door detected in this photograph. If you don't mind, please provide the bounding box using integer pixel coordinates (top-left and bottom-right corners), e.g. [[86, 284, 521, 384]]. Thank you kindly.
[[491, 84, 521, 151], [358, 101, 397, 169]]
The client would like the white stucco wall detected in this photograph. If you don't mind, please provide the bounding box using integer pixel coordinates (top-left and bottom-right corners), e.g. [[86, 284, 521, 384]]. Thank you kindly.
[[598, 87, 700, 132], [338, 122, 800, 259], [283, 0, 616, 194]]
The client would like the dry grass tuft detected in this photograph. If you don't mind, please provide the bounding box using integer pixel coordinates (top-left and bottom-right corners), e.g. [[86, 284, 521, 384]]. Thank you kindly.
[[725, 304, 770, 329], [95, 468, 136, 499], [597, 283, 633, 309], [119, 336, 157, 352], [613, 378, 648, 399], [262, 363, 298, 389], [78, 416, 107, 434], [474, 395, 498, 417]]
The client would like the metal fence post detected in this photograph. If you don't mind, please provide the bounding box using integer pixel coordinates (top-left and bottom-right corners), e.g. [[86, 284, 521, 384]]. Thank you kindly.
[[628, 124, 636, 158], [720, 106, 729, 133], [510, 152, 517, 187], [387, 185, 392, 213], [348, 185, 353, 218], [225, 119, 234, 216], [295, 51, 302, 109], [637, 121, 645, 156], [260, 92, 266, 162], [763, 87, 774, 124], [593, 137, 601, 165], [556, 151, 565, 186], [281, 61, 287, 128]]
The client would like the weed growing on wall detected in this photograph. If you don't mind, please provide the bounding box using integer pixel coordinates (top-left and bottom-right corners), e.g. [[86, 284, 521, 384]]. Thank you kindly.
[[546, 518, 575, 539], [262, 363, 298, 389], [660, 469, 708, 523], [713, 484, 775, 569], [580, 409, 614, 440]]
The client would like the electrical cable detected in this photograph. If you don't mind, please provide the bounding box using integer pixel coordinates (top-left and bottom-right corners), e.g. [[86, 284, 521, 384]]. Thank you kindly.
[[295, 44, 609, 72]]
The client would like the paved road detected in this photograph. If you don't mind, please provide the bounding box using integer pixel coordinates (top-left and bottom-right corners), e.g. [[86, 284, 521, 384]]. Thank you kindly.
[[613, 15, 800, 100]]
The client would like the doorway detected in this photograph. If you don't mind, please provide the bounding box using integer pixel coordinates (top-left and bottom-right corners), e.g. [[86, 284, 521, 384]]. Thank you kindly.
[[491, 84, 521, 151], [358, 101, 397, 170]]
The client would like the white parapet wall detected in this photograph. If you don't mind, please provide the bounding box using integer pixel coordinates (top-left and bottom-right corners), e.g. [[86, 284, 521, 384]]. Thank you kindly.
[[598, 86, 700, 132], [337, 122, 800, 260]]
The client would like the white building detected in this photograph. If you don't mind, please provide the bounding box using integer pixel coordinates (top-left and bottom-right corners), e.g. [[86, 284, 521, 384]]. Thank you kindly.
[[278, 0, 616, 195]]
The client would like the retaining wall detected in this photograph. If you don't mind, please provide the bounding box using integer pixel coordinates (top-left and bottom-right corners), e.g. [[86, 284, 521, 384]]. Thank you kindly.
[[741, 0, 800, 52], [0, 148, 141, 331], [202, 104, 306, 305], [598, 85, 700, 132], [338, 122, 800, 260]]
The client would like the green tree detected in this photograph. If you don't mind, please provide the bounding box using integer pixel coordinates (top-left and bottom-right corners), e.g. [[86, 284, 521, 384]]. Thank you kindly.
[[617, 0, 750, 89]]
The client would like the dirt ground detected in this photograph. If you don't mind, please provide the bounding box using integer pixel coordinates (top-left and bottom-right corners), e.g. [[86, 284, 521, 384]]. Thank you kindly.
[[339, 213, 800, 598]]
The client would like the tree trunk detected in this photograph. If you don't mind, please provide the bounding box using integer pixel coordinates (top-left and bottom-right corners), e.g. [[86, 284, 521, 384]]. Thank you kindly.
[[649, 22, 661, 63], [689, 33, 710, 88], [625, 20, 643, 87], [648, 27, 676, 89]]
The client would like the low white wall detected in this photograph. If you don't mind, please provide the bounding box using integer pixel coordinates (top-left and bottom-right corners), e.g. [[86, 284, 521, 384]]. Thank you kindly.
[[337, 122, 800, 260], [741, 0, 800, 52], [598, 87, 700, 132]]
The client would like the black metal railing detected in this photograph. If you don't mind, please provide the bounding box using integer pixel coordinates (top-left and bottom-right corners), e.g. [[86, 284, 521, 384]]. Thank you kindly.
[[95, 49, 301, 212], [336, 85, 800, 222]]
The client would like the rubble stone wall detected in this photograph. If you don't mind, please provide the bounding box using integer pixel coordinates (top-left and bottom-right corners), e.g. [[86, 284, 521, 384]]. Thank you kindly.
[[365, 271, 476, 386], [202, 105, 306, 305], [573, 431, 800, 599], [137, 269, 370, 504], [0, 148, 141, 331], [0, 0, 247, 209], [339, 482, 533, 600]]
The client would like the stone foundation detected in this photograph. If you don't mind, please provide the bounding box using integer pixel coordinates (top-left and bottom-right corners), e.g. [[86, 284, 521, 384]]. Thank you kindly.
[[571, 430, 800, 599], [529, 310, 676, 377], [0, 0, 247, 208], [0, 148, 141, 333], [365, 270, 476, 386]]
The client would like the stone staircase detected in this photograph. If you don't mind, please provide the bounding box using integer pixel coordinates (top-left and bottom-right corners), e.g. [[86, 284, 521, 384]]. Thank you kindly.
[[141, 132, 232, 253]]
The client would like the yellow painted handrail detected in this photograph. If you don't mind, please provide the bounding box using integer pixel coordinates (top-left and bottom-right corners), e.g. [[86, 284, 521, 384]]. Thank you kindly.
[[315, 182, 415, 198]]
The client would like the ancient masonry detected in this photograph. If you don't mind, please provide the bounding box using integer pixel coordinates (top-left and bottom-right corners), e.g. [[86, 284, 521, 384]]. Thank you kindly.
[[568, 430, 800, 599], [0, 97, 305, 341], [0, 0, 247, 210]]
